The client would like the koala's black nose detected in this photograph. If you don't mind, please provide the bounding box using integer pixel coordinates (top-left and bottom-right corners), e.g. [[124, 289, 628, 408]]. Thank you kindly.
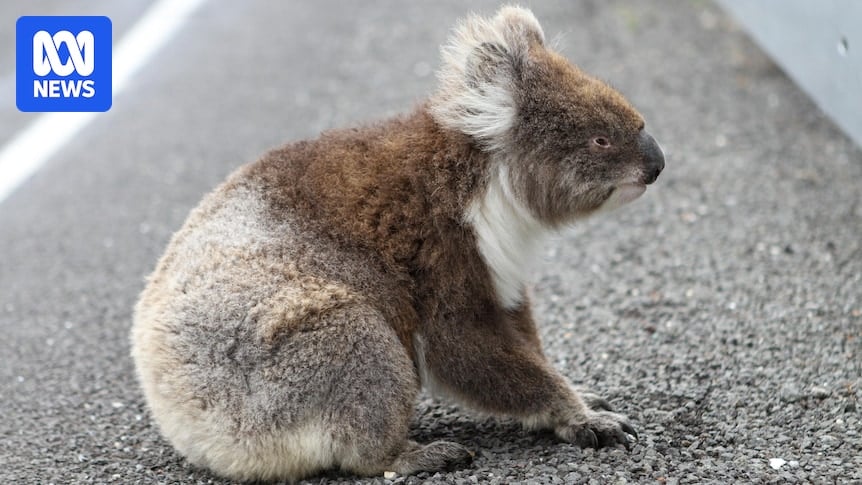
[[638, 130, 665, 185]]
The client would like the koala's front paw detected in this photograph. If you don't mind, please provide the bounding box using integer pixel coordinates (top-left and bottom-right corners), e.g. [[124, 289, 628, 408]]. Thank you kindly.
[[556, 410, 638, 450]]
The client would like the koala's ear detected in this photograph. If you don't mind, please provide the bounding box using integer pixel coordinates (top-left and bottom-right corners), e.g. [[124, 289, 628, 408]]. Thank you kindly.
[[430, 6, 545, 151], [492, 6, 545, 59]]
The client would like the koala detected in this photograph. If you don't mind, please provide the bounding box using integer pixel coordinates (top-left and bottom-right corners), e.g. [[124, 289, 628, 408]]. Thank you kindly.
[[132, 6, 664, 482]]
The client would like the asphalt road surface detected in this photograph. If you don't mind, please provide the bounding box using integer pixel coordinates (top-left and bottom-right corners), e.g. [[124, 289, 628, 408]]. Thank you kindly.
[[1, 1, 860, 483]]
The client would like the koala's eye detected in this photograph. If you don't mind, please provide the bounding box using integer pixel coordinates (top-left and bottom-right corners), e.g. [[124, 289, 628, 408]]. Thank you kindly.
[[592, 136, 610, 148]]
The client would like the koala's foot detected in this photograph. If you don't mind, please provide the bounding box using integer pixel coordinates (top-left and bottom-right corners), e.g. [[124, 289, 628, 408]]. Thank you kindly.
[[556, 410, 638, 450], [389, 440, 474, 476]]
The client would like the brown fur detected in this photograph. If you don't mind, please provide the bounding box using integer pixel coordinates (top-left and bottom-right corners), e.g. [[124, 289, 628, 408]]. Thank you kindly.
[[246, 111, 489, 354], [131, 6, 663, 482]]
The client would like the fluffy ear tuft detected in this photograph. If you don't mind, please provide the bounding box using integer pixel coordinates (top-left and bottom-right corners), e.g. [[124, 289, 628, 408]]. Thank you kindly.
[[494, 6, 545, 53], [430, 6, 545, 151]]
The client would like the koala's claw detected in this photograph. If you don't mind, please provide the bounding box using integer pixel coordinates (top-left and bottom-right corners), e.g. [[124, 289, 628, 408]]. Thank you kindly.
[[557, 411, 637, 450], [573, 427, 599, 449], [620, 421, 639, 441]]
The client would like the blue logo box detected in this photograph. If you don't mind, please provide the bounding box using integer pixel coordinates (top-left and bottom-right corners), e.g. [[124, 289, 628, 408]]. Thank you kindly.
[[16, 16, 112, 112]]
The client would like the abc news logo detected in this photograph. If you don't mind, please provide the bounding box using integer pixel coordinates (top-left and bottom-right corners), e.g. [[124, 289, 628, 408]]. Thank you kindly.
[[16, 16, 112, 112], [33, 30, 96, 98]]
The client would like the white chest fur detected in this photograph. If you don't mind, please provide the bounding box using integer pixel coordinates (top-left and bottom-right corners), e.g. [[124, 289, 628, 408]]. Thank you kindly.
[[465, 165, 550, 309]]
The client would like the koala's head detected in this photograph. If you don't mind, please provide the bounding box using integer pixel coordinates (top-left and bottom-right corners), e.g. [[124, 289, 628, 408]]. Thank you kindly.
[[431, 6, 664, 226]]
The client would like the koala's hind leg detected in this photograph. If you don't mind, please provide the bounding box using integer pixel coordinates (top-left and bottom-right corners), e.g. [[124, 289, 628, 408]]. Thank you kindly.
[[346, 439, 473, 478], [267, 303, 473, 478]]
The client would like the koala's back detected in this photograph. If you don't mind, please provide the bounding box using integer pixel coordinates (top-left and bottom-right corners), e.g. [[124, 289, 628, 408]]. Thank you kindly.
[[132, 158, 418, 480]]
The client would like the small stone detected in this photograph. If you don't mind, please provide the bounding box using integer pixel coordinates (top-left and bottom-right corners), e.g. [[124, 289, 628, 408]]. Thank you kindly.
[[809, 386, 830, 399], [780, 384, 802, 403], [384, 471, 397, 479], [819, 434, 840, 447], [769, 458, 786, 469]]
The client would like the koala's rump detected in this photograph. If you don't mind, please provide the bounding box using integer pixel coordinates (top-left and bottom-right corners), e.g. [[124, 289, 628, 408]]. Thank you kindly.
[[131, 181, 416, 479]]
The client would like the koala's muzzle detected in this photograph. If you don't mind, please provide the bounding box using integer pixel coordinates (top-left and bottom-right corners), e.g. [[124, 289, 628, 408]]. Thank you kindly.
[[638, 130, 665, 185]]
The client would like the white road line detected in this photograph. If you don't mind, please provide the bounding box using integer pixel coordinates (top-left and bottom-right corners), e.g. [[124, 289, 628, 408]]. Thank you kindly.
[[0, 0, 208, 204]]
